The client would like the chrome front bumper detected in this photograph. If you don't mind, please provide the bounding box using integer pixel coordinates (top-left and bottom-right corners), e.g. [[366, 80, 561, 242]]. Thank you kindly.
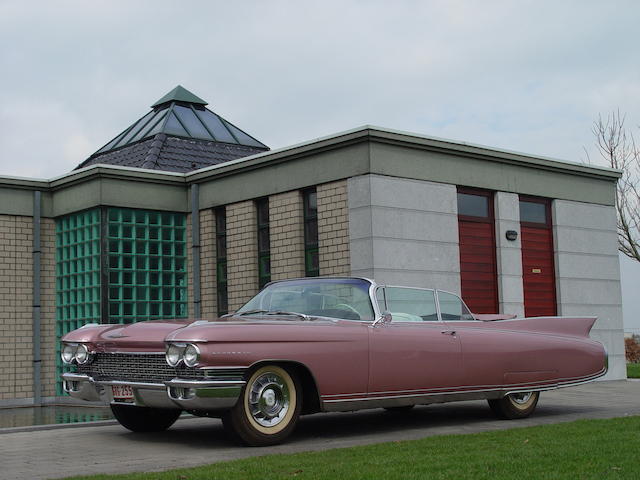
[[62, 373, 245, 411]]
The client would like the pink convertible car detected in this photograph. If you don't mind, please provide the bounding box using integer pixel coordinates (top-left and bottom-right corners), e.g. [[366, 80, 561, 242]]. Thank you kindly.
[[61, 277, 607, 446]]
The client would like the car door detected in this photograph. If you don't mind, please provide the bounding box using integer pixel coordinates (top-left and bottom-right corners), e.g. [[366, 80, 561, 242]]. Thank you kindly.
[[368, 287, 464, 398], [438, 290, 560, 389]]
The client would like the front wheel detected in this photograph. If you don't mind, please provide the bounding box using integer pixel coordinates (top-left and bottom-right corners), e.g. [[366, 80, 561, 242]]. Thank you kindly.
[[488, 391, 540, 419], [110, 404, 181, 432], [223, 365, 301, 446]]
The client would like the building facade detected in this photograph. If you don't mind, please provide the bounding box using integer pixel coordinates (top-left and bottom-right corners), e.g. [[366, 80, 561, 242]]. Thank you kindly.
[[0, 92, 625, 406]]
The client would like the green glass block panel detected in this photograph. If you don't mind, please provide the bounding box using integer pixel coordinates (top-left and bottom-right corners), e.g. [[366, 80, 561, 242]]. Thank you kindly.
[[55, 209, 101, 395], [107, 208, 187, 324]]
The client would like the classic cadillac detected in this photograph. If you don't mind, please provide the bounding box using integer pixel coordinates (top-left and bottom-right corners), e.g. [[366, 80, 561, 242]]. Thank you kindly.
[[61, 277, 607, 446]]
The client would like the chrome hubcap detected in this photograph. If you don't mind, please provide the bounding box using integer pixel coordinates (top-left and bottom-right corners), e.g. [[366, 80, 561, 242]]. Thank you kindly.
[[511, 392, 533, 405], [248, 373, 290, 427]]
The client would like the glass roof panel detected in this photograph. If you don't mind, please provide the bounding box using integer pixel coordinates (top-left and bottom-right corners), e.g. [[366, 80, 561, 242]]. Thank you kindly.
[[143, 110, 169, 138], [196, 110, 237, 143], [173, 105, 214, 140], [96, 132, 126, 153], [222, 119, 265, 147], [129, 110, 163, 143], [163, 111, 189, 137], [116, 111, 155, 146]]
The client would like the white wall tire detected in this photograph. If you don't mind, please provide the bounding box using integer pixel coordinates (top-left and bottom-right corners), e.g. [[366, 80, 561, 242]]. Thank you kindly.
[[488, 391, 540, 419], [223, 365, 301, 446]]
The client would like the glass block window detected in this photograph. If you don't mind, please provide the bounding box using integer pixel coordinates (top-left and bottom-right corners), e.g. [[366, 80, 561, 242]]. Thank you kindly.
[[55, 209, 102, 394], [215, 207, 228, 316], [256, 198, 271, 289], [303, 189, 319, 277], [107, 208, 187, 324]]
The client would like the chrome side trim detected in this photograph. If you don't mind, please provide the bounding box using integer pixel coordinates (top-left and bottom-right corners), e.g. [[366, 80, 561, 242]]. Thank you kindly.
[[321, 367, 608, 412]]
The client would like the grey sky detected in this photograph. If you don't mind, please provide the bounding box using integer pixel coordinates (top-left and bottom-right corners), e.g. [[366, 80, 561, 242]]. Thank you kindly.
[[1, 0, 639, 329]]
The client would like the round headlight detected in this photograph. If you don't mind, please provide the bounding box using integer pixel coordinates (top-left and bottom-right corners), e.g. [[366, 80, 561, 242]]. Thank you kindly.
[[75, 344, 91, 364], [166, 344, 182, 367], [183, 344, 200, 367], [61, 344, 76, 364]]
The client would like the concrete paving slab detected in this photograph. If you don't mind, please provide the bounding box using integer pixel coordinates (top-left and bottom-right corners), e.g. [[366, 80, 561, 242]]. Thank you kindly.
[[1, 380, 638, 480]]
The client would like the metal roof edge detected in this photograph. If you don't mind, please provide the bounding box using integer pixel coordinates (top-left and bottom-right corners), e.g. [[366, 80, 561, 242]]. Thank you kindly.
[[0, 174, 51, 190], [185, 125, 621, 183], [48, 163, 187, 189], [363, 125, 622, 179], [185, 127, 372, 181], [2, 124, 621, 191]]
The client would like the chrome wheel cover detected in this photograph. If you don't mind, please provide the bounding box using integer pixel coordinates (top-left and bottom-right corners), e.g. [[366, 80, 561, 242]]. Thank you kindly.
[[247, 372, 290, 428], [510, 392, 533, 405]]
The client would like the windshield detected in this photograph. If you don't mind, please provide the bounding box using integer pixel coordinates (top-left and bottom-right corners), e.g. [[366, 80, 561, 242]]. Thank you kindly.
[[236, 278, 375, 321]]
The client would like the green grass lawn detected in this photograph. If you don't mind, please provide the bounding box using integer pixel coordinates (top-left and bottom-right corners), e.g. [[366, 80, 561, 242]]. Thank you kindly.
[[628, 363, 640, 378], [64, 416, 640, 480]]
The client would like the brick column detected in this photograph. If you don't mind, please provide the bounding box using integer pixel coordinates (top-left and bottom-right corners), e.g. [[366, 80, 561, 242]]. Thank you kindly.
[[199, 209, 217, 317], [317, 180, 351, 276], [270, 191, 305, 281], [40, 218, 57, 397], [227, 201, 258, 311]]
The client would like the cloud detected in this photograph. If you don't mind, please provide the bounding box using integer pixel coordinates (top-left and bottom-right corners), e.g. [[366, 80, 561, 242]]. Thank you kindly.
[[1, 0, 639, 175]]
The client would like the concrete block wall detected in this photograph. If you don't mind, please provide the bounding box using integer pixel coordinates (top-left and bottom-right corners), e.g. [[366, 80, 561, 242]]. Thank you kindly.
[[348, 174, 460, 292], [226, 201, 258, 311], [0, 215, 34, 402], [553, 200, 625, 380], [317, 180, 351, 276], [199, 209, 217, 317], [269, 191, 305, 280], [494, 192, 525, 317]]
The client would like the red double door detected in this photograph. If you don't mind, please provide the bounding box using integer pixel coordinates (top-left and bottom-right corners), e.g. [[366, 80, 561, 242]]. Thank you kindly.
[[457, 190, 556, 317]]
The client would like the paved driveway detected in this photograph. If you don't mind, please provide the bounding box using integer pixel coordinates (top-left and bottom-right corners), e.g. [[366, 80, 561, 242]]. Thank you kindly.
[[2, 380, 639, 480]]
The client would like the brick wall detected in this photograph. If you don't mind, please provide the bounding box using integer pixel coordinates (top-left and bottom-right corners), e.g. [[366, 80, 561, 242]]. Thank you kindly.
[[40, 218, 57, 397], [200, 209, 217, 317], [317, 180, 351, 275], [269, 191, 305, 280], [0, 215, 34, 401], [227, 201, 258, 311]]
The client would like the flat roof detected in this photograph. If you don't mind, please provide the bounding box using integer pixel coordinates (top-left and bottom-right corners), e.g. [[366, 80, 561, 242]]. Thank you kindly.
[[0, 124, 622, 189]]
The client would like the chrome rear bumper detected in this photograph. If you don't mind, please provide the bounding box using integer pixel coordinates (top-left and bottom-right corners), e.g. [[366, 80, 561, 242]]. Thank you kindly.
[[62, 373, 244, 411]]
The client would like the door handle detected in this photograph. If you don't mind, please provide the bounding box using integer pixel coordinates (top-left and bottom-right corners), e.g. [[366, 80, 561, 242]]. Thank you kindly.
[[441, 330, 456, 336]]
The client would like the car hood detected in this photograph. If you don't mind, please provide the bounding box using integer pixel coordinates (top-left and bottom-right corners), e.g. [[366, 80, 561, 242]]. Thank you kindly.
[[62, 319, 193, 351]]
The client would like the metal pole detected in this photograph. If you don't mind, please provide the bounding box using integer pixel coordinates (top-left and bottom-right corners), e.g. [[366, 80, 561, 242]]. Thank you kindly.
[[191, 184, 201, 318], [32, 190, 42, 405]]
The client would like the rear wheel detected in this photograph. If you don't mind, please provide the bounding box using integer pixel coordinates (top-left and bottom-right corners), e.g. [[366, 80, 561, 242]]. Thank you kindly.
[[110, 404, 181, 432], [488, 391, 539, 419], [223, 365, 301, 446]]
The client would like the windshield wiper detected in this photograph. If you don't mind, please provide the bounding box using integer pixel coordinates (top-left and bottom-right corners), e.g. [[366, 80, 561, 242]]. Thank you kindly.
[[265, 311, 312, 321], [236, 309, 270, 316]]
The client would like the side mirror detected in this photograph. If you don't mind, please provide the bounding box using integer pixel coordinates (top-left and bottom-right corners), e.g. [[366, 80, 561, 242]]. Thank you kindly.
[[373, 311, 392, 327]]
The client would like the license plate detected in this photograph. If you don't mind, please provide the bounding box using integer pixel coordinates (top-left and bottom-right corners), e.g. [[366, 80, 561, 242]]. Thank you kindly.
[[112, 385, 134, 401]]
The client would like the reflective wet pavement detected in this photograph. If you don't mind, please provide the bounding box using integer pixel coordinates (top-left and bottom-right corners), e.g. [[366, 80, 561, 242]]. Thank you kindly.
[[0, 405, 113, 429]]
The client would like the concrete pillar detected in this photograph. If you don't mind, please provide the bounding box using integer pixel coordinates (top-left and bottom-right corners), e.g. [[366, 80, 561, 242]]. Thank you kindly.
[[494, 192, 525, 317]]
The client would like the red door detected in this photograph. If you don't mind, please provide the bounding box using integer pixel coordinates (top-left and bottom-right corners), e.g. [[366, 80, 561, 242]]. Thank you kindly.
[[457, 189, 498, 314], [519, 197, 556, 317]]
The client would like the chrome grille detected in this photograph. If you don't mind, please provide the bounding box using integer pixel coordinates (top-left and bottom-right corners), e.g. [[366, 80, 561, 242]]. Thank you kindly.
[[78, 353, 207, 384]]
